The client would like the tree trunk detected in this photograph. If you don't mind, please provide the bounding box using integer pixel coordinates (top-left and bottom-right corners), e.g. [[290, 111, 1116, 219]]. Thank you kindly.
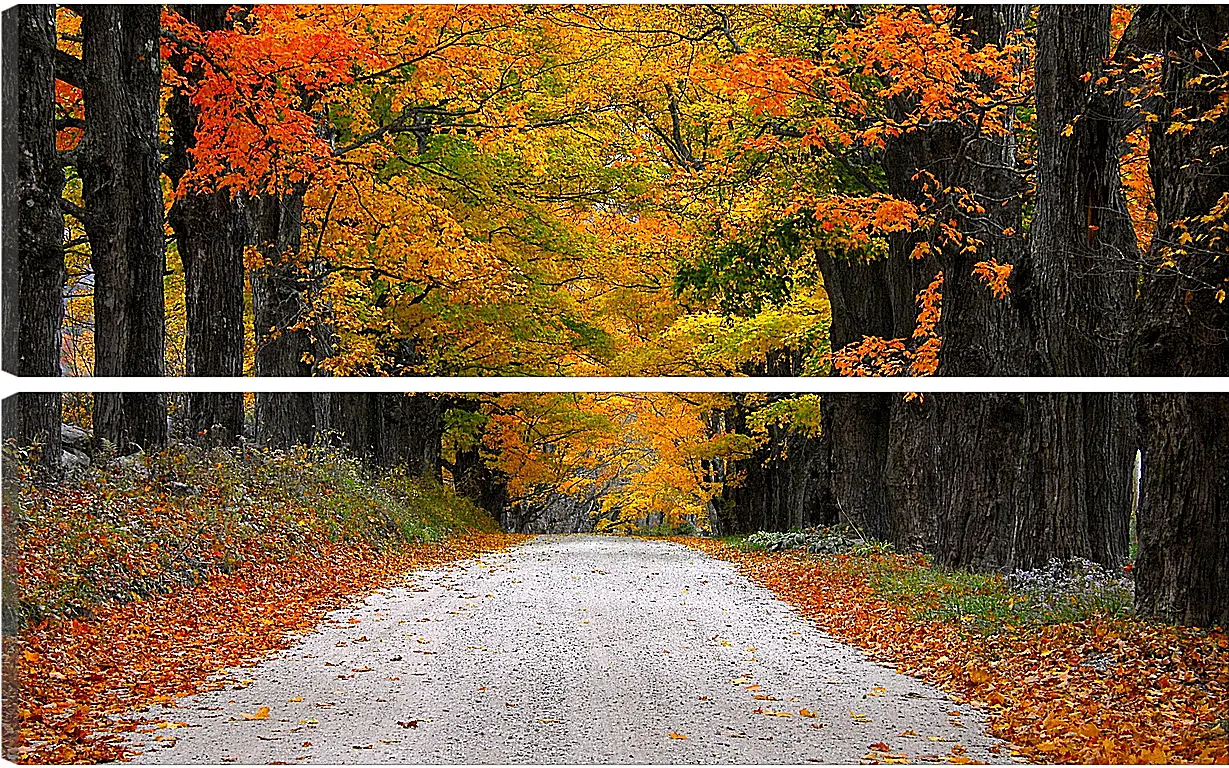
[[328, 392, 374, 460], [719, 422, 834, 534], [79, 5, 166, 453], [252, 190, 317, 448], [396, 394, 443, 480], [1131, 5, 1229, 377], [1134, 395, 1229, 628], [1, 9, 17, 388], [3, 6, 65, 476], [453, 441, 511, 528], [327, 393, 443, 479], [896, 7, 1134, 570], [1130, 6, 1229, 628], [815, 253, 897, 540], [166, 4, 246, 445]]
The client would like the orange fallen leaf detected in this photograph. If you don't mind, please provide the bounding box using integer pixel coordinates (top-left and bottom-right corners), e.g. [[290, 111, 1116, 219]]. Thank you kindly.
[[240, 706, 270, 721], [668, 732, 688, 740]]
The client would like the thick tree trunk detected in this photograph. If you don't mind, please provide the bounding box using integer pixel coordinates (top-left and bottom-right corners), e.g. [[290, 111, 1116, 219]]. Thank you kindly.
[[822, 392, 892, 539], [3, 6, 65, 475], [1134, 395, 1229, 628], [327, 393, 444, 479], [877, 7, 1033, 556], [1015, 7, 1137, 570], [1130, 7, 1229, 628], [1030, 5, 1138, 378], [1131, 5, 1229, 377], [390, 394, 443, 479], [328, 392, 374, 459], [166, 5, 246, 445], [79, 6, 166, 453], [252, 190, 317, 448], [897, 7, 1134, 570], [816, 253, 897, 540], [1, 10, 17, 388]]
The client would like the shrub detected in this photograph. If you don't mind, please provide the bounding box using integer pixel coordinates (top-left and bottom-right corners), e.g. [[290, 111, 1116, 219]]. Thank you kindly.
[[741, 525, 893, 555]]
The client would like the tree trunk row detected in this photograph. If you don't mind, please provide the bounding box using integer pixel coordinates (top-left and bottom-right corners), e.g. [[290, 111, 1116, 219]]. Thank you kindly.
[[810, 6, 1226, 626]]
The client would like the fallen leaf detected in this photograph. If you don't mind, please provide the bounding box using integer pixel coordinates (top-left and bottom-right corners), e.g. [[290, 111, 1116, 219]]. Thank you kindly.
[[240, 706, 270, 721]]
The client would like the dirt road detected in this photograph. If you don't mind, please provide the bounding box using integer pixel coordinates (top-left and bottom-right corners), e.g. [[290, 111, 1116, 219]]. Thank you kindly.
[[124, 535, 1010, 763]]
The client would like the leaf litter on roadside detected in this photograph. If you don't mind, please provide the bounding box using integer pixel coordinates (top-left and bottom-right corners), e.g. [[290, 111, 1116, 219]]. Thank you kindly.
[[678, 539, 1229, 764], [11, 534, 528, 763]]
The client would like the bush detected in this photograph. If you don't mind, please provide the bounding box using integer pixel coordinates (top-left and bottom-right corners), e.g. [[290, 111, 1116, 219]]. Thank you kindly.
[[636, 520, 699, 537], [741, 525, 894, 555]]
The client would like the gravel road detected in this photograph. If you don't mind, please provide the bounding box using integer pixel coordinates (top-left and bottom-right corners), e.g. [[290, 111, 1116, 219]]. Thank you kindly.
[[123, 535, 1011, 764]]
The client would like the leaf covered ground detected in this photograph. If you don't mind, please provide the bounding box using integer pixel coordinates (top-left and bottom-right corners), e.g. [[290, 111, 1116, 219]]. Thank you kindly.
[[678, 538, 1229, 765], [2, 445, 527, 763]]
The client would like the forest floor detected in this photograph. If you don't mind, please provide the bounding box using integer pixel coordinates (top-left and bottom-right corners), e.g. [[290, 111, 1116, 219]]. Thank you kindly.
[[112, 535, 1006, 764], [678, 537, 1229, 765]]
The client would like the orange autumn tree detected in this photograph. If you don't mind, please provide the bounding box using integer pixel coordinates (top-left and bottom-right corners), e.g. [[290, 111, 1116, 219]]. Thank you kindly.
[[714, 5, 1033, 374], [485, 393, 737, 532]]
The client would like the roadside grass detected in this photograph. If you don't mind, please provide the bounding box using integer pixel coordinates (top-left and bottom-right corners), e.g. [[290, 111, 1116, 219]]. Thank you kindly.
[[3, 441, 499, 630], [718, 531, 1134, 630], [683, 535, 1229, 764], [3, 441, 523, 764], [635, 521, 699, 537]]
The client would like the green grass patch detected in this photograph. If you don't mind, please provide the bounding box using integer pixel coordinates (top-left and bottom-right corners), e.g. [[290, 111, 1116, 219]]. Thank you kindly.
[[859, 556, 1134, 631], [734, 528, 1135, 632]]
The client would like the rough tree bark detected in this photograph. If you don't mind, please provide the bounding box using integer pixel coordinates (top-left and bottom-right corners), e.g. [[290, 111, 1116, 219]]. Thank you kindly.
[[166, 4, 246, 445], [327, 393, 444, 479], [815, 255, 897, 540], [252, 190, 317, 448], [1020, 5, 1137, 567], [79, 5, 166, 453], [1134, 395, 1228, 628], [1131, 6, 1229, 628], [395, 395, 444, 479], [2, 6, 65, 476], [898, 6, 1134, 570]]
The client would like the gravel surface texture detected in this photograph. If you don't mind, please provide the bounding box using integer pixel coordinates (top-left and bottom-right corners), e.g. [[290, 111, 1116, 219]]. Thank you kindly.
[[122, 535, 1009, 764]]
